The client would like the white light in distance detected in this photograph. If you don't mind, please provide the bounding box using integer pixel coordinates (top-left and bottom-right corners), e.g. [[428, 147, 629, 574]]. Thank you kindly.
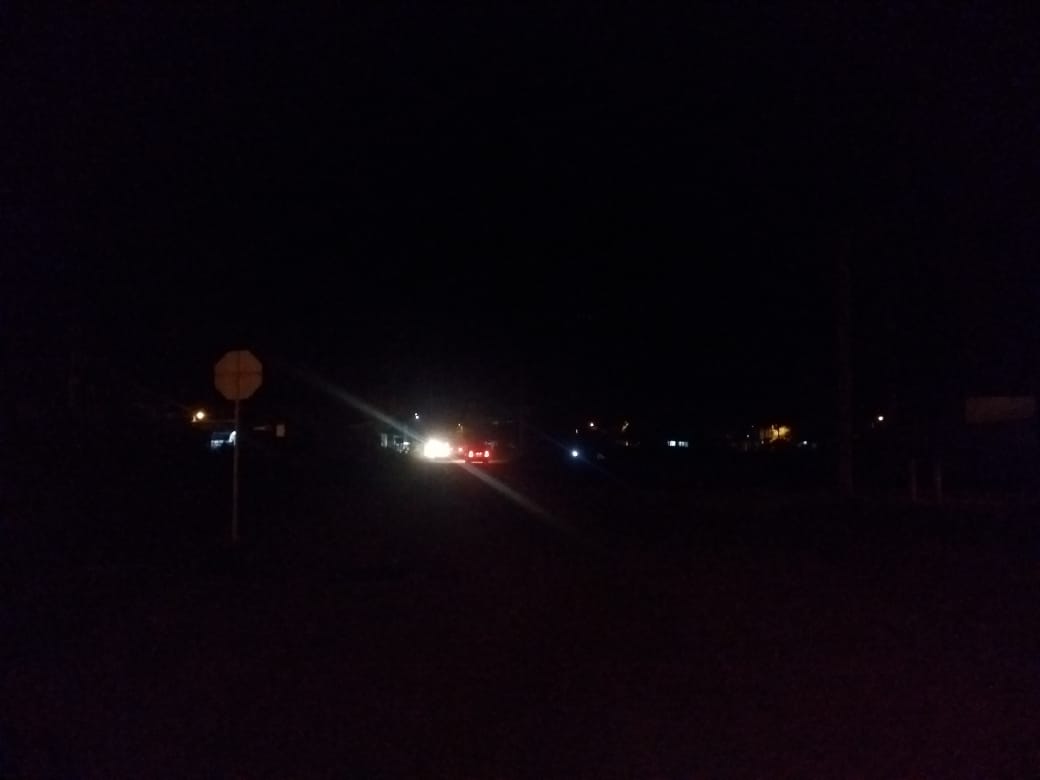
[[423, 438, 452, 459]]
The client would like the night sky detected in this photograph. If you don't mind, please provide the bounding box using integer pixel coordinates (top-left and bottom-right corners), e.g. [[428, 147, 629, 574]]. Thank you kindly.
[[4, 3, 1038, 426]]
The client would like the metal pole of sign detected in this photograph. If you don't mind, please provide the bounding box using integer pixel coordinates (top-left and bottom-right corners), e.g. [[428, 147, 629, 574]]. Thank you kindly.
[[215, 348, 261, 547], [933, 459, 943, 505], [232, 396, 241, 545]]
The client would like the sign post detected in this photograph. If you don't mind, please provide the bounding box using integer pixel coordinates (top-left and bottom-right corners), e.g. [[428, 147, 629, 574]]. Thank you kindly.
[[231, 396, 241, 543], [214, 349, 263, 545]]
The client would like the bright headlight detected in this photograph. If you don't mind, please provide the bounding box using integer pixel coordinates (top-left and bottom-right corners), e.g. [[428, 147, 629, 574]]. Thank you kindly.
[[423, 438, 452, 459]]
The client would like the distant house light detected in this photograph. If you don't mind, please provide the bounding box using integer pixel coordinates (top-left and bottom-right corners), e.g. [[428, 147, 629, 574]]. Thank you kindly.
[[761, 424, 793, 444]]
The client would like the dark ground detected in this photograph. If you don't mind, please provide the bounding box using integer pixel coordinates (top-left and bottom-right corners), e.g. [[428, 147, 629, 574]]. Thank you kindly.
[[3, 435, 1039, 779]]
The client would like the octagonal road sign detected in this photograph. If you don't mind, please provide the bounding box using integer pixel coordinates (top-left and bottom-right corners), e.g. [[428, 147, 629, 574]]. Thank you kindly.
[[214, 349, 263, 401]]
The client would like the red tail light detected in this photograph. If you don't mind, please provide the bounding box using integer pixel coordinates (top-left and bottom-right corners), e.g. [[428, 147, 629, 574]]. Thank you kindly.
[[484, 450, 490, 458]]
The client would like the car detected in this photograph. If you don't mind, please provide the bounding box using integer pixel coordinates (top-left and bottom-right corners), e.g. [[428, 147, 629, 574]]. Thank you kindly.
[[461, 442, 493, 463]]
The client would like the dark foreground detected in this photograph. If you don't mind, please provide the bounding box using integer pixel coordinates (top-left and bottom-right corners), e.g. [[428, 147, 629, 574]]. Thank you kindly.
[[3, 444, 1039, 779]]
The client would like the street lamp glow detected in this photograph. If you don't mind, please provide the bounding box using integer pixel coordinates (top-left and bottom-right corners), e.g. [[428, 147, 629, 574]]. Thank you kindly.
[[877, 415, 885, 422], [192, 410, 206, 422]]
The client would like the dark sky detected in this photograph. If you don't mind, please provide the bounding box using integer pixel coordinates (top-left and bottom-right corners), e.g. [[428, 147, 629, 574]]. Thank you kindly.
[[4, 3, 1038, 424]]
